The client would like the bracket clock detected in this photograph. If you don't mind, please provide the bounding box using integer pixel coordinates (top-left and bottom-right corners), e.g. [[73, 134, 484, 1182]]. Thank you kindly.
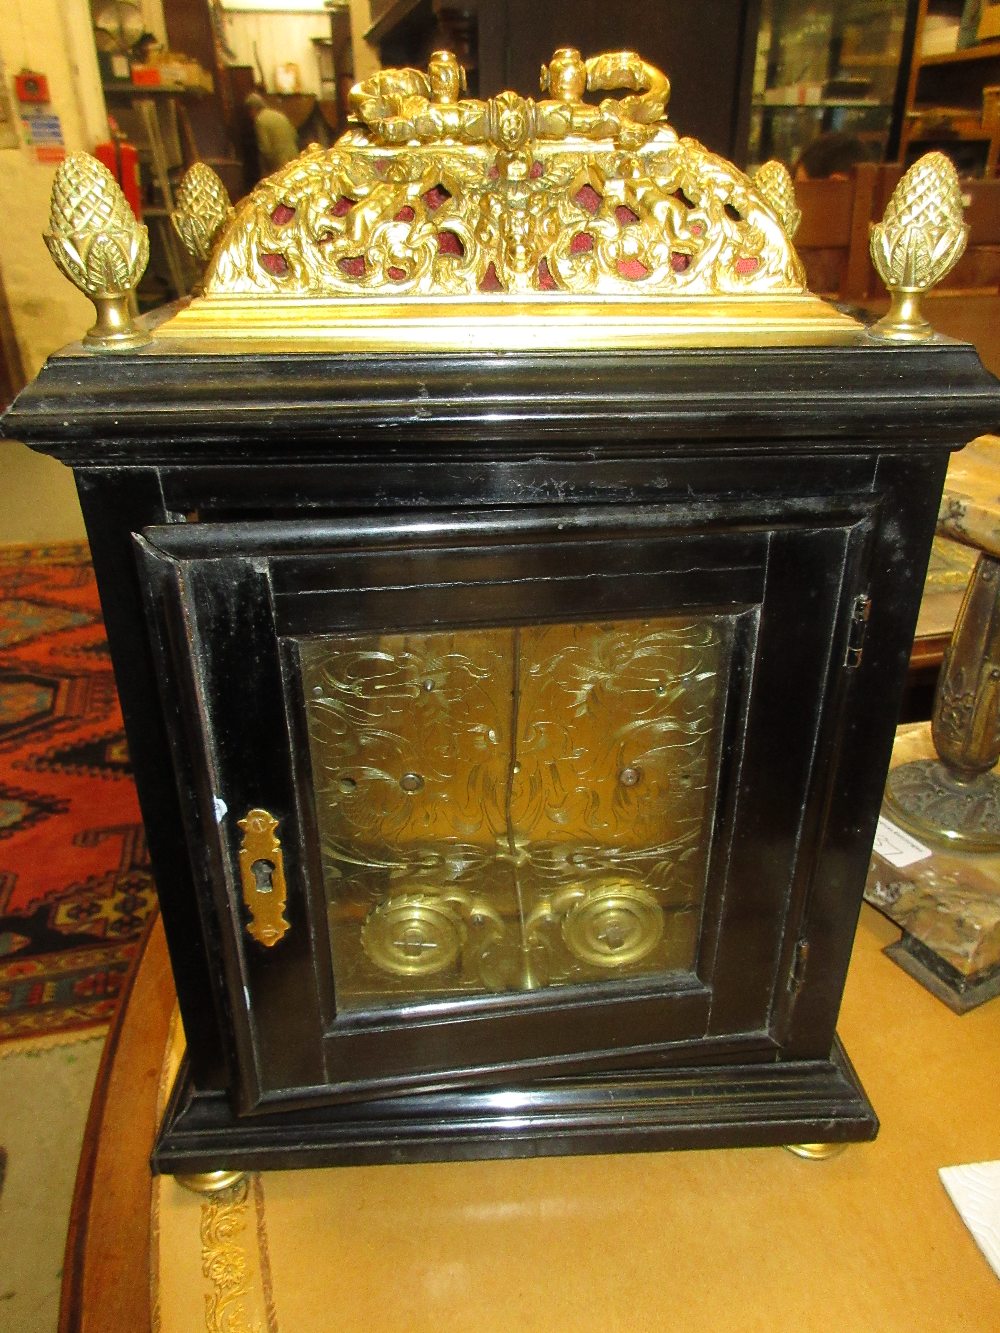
[[5, 47, 999, 1182]]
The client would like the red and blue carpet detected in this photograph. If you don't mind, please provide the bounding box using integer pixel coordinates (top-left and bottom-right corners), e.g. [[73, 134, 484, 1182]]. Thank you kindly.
[[0, 543, 155, 1039]]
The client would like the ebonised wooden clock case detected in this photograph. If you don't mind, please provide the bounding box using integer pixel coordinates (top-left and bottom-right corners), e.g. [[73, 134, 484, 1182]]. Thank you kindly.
[[5, 333, 998, 1175]]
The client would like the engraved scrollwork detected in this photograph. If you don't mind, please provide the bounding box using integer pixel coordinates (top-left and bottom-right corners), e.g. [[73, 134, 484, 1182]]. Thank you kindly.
[[884, 760, 1000, 853], [301, 614, 732, 1006], [304, 629, 512, 876], [933, 669, 977, 755]]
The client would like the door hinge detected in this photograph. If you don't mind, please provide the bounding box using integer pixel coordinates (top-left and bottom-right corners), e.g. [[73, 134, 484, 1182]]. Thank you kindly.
[[788, 938, 810, 996], [844, 593, 871, 669]]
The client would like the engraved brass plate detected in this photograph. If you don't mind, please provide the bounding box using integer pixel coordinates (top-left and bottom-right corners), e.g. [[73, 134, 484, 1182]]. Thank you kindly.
[[299, 615, 735, 1011], [238, 808, 290, 947]]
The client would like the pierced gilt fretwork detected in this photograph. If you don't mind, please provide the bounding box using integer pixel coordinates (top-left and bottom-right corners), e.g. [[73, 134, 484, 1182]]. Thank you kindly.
[[202, 47, 805, 299], [43, 49, 971, 348]]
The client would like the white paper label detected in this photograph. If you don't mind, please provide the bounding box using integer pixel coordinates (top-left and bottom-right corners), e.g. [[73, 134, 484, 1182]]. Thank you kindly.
[[939, 1161, 1000, 1279], [213, 796, 228, 824], [873, 815, 933, 868]]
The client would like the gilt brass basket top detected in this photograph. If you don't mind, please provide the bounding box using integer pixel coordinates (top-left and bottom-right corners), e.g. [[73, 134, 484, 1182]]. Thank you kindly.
[[200, 48, 805, 304], [155, 49, 867, 348], [53, 47, 932, 350]]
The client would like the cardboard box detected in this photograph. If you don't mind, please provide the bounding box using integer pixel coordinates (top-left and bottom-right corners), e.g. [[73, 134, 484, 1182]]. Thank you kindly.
[[979, 2, 1000, 41]]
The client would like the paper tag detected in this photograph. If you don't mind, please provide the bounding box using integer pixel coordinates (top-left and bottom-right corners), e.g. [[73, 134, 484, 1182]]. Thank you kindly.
[[939, 1161, 1000, 1279], [873, 815, 933, 868]]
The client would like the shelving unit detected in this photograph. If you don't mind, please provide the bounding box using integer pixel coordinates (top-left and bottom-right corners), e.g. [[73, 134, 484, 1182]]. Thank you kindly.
[[366, 0, 428, 47], [102, 86, 197, 302], [753, 99, 881, 108], [902, 0, 1000, 174], [748, 0, 917, 170], [920, 37, 1000, 64]]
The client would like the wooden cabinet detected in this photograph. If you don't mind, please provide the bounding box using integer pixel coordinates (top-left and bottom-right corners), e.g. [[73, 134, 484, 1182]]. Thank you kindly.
[[749, 0, 918, 168], [135, 488, 873, 1112], [10, 49, 999, 1176]]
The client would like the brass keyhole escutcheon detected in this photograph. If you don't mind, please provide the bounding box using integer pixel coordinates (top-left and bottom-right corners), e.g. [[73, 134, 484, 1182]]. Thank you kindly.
[[238, 809, 290, 947]]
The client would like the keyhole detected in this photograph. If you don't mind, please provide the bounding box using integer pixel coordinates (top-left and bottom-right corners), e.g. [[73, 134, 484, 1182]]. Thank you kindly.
[[251, 858, 275, 894]]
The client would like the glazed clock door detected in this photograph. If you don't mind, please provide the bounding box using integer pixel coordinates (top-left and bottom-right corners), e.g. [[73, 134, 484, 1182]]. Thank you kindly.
[[296, 614, 730, 1008], [136, 500, 874, 1113]]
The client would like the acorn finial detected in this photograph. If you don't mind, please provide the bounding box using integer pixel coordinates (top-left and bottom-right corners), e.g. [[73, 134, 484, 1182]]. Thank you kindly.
[[172, 163, 233, 264], [752, 160, 801, 239], [869, 152, 968, 341], [44, 152, 150, 350]]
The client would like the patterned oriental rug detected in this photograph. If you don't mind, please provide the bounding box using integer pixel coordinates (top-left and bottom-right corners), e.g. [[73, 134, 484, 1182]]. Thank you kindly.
[[0, 543, 155, 1039]]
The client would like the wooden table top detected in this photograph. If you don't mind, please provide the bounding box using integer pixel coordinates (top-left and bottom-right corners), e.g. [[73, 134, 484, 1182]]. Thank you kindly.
[[61, 902, 1000, 1332]]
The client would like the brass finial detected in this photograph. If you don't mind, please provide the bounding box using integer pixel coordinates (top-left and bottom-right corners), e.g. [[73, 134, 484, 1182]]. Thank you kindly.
[[869, 152, 968, 341], [752, 160, 801, 239], [172, 162, 233, 264], [44, 152, 150, 351]]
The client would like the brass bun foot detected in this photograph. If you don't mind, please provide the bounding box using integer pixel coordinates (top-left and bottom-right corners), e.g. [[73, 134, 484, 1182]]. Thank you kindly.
[[884, 759, 1000, 854], [174, 1169, 247, 1195], [784, 1142, 849, 1161]]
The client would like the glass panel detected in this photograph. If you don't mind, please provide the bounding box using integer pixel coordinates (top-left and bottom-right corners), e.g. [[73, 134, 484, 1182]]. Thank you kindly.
[[748, 0, 911, 169], [299, 614, 736, 1013]]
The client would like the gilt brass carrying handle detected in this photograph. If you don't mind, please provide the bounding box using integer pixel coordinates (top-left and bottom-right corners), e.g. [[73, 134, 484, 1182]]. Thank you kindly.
[[238, 808, 290, 947]]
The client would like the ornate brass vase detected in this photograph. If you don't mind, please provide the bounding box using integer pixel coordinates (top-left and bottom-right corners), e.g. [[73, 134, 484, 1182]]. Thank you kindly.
[[886, 552, 1000, 851]]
